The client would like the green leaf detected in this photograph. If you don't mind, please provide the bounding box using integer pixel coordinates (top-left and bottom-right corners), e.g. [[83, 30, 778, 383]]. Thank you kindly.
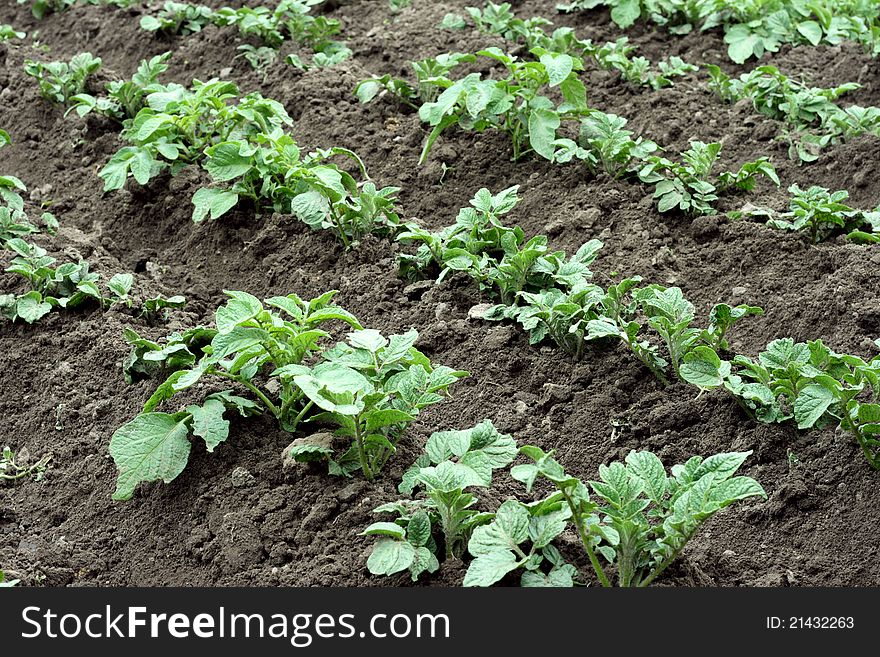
[[521, 564, 576, 587], [610, 0, 641, 28], [15, 292, 52, 323], [726, 32, 758, 65], [657, 190, 683, 213], [468, 500, 529, 556], [463, 550, 520, 587], [796, 21, 823, 46], [367, 538, 416, 576], [216, 291, 263, 333], [680, 346, 728, 389], [108, 273, 134, 298], [528, 109, 561, 161], [349, 328, 388, 352], [204, 142, 254, 182], [794, 384, 836, 429], [186, 398, 229, 452], [365, 409, 414, 432], [361, 522, 406, 539], [192, 188, 239, 222], [539, 53, 574, 87], [625, 451, 667, 504], [109, 413, 192, 501], [407, 510, 432, 547]]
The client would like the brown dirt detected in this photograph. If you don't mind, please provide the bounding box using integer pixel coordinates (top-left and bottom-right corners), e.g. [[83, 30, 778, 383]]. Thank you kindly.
[[1, 0, 879, 587]]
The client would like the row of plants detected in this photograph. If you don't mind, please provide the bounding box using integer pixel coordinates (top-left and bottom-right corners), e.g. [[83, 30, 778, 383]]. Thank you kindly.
[[1, 131, 186, 322], [23, 50, 405, 247], [440, 2, 699, 92], [708, 65, 880, 163], [555, 0, 880, 63], [393, 185, 880, 471], [437, 2, 879, 166], [16, 0, 133, 21], [357, 46, 779, 217], [139, 0, 350, 72], [363, 422, 766, 586]]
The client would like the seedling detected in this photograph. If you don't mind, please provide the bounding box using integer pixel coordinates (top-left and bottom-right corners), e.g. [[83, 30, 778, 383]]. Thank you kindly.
[[286, 328, 468, 479], [554, 110, 658, 177], [708, 65, 872, 162], [141, 294, 187, 320], [18, 0, 76, 19], [140, 2, 215, 34], [100, 78, 293, 191], [70, 52, 172, 122], [1, 238, 132, 323], [111, 290, 466, 498], [732, 185, 880, 244], [0, 25, 25, 41], [399, 186, 602, 304], [198, 135, 402, 247], [414, 47, 590, 162], [465, 445, 767, 587], [363, 420, 516, 580], [24, 53, 102, 105], [0, 446, 51, 481], [638, 141, 779, 215]]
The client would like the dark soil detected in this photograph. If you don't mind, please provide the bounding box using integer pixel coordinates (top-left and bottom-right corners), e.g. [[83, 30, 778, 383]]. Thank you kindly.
[[1, 0, 879, 587]]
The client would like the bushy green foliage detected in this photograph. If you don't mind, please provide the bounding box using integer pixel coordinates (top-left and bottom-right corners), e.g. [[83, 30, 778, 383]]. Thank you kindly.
[[24, 53, 102, 105], [556, 0, 880, 63], [731, 184, 880, 244], [0, 238, 134, 323], [637, 140, 779, 215], [140, 0, 351, 70], [362, 420, 515, 579], [111, 291, 467, 498], [708, 65, 877, 162]]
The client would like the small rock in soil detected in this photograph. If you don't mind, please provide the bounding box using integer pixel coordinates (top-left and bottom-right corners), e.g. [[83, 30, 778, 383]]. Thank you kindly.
[[402, 280, 434, 300], [336, 481, 367, 503], [540, 383, 573, 408], [468, 303, 494, 320], [485, 326, 514, 349], [231, 467, 255, 488]]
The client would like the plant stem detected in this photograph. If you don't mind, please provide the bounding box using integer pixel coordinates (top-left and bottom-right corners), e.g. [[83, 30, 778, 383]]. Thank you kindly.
[[638, 548, 683, 587], [288, 400, 314, 433], [354, 419, 373, 480], [214, 371, 281, 418], [562, 490, 611, 588]]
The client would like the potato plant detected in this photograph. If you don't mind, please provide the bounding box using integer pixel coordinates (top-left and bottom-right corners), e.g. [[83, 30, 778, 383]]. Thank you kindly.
[[637, 140, 779, 215], [678, 337, 880, 470], [362, 420, 516, 579], [140, 0, 350, 70], [406, 47, 590, 162], [463, 445, 766, 587], [70, 52, 172, 122], [0, 25, 26, 41], [398, 186, 602, 304], [1, 238, 134, 323], [446, 4, 697, 90], [557, 0, 880, 63], [24, 53, 102, 105], [111, 290, 467, 499], [708, 65, 877, 162], [731, 184, 880, 244]]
